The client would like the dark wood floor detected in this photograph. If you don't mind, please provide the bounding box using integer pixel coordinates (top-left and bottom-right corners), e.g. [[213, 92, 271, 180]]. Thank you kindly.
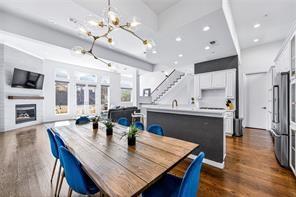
[[0, 125, 295, 197]]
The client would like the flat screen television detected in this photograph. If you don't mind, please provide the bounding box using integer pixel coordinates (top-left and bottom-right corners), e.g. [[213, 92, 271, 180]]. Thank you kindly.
[[11, 68, 44, 90]]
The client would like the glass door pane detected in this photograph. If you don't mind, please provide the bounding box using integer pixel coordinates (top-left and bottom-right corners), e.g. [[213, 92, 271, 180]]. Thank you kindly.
[[88, 85, 96, 114], [101, 85, 109, 112], [292, 82, 296, 124], [76, 84, 86, 115]]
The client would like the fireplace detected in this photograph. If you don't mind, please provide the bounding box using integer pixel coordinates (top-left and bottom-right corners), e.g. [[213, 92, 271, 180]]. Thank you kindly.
[[15, 104, 36, 124]]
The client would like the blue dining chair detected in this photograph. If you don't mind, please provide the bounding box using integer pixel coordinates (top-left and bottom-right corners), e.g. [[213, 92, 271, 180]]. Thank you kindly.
[[134, 121, 144, 130], [46, 129, 59, 183], [142, 152, 205, 197], [75, 116, 90, 125], [117, 117, 130, 126], [59, 147, 100, 197], [54, 134, 67, 197], [147, 124, 165, 136]]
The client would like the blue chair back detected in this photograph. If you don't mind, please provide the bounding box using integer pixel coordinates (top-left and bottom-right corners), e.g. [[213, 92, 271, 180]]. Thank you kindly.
[[134, 121, 144, 130], [178, 152, 205, 197], [76, 116, 90, 125], [54, 134, 66, 167], [147, 124, 164, 136], [117, 117, 130, 126], [46, 129, 59, 158], [59, 147, 95, 194]]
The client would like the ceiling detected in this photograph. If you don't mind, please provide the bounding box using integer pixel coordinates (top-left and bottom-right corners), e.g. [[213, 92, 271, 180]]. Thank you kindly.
[[230, 0, 296, 49], [142, 0, 180, 15], [0, 0, 295, 72], [0, 31, 135, 74]]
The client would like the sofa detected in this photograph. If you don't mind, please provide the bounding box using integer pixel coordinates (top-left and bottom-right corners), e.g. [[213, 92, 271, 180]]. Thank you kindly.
[[108, 107, 140, 123]]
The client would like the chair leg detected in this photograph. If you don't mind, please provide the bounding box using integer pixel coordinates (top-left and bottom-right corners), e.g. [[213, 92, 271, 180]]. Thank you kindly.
[[50, 158, 58, 183], [54, 164, 62, 196], [57, 171, 65, 197], [67, 187, 72, 197]]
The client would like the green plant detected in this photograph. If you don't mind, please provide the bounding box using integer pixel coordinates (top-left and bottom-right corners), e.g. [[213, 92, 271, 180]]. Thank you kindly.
[[121, 124, 139, 139], [92, 116, 100, 123], [103, 120, 114, 129]]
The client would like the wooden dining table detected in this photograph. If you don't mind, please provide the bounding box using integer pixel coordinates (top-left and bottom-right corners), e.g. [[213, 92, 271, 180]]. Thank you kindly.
[[51, 121, 199, 197]]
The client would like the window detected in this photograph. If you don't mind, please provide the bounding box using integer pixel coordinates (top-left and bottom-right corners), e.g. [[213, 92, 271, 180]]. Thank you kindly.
[[76, 84, 86, 115], [55, 81, 68, 114], [121, 88, 132, 102], [101, 85, 110, 111], [88, 85, 96, 114]]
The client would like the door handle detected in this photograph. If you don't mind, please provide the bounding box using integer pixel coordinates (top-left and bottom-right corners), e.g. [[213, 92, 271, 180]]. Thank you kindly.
[[261, 107, 267, 109]]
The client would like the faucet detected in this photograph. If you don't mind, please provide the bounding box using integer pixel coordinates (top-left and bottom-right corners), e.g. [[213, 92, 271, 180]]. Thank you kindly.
[[172, 99, 178, 108]]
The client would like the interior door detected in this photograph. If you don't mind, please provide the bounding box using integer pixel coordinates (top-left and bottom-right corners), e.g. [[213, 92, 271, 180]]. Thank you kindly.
[[245, 73, 268, 129]]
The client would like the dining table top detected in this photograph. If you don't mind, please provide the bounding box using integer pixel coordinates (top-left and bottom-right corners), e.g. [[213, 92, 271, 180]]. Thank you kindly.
[[51, 121, 199, 197]]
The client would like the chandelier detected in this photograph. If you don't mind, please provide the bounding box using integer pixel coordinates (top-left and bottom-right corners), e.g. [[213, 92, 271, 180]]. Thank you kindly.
[[71, 0, 155, 67]]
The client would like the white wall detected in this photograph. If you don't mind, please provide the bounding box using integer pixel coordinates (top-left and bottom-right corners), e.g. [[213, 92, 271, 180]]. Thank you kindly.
[[158, 74, 195, 105], [139, 71, 167, 96], [239, 40, 283, 120], [0, 45, 137, 131], [3, 45, 44, 131]]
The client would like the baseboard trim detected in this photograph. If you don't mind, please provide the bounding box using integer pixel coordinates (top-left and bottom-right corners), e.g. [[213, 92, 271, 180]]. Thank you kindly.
[[188, 154, 225, 169]]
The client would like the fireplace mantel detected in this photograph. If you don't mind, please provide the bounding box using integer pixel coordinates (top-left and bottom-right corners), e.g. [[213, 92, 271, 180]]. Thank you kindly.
[[8, 96, 44, 100]]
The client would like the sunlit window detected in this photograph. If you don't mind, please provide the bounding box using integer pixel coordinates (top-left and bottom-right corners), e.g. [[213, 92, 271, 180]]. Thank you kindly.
[[55, 81, 68, 114]]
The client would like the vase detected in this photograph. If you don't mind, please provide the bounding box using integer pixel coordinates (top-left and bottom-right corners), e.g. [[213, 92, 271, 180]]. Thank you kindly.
[[128, 136, 136, 146], [106, 128, 113, 136], [93, 122, 98, 129]]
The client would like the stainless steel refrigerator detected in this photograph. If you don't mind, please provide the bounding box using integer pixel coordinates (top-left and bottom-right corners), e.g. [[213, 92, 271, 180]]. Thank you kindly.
[[271, 72, 289, 168]]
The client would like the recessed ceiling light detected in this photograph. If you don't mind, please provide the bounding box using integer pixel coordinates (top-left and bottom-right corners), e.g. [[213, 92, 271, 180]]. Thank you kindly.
[[178, 54, 183, 58], [152, 50, 157, 54], [253, 23, 261, 28], [174, 61, 178, 65], [176, 37, 182, 42], [203, 26, 210, 31], [253, 38, 259, 43], [204, 46, 210, 50]]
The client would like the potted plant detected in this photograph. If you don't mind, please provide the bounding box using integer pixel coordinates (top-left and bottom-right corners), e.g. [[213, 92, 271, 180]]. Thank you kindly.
[[91, 116, 100, 130], [121, 124, 139, 146], [104, 120, 114, 136]]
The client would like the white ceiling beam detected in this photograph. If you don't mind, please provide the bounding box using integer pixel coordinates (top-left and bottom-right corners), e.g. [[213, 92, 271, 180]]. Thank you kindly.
[[0, 10, 154, 71]]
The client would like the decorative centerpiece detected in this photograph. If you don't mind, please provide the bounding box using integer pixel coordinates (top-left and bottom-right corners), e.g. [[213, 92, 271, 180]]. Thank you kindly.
[[121, 124, 139, 146], [91, 116, 100, 130], [104, 120, 114, 136]]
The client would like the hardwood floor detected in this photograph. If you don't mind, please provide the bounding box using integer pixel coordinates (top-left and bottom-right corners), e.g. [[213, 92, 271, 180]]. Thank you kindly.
[[0, 125, 295, 197]]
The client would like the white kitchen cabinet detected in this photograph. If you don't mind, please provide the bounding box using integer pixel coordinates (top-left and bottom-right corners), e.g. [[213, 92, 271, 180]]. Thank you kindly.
[[194, 75, 201, 99], [199, 73, 212, 89], [212, 72, 226, 88], [224, 111, 234, 136], [225, 69, 236, 98]]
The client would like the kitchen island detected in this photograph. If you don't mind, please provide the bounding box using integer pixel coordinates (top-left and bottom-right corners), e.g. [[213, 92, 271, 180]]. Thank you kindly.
[[141, 105, 233, 169]]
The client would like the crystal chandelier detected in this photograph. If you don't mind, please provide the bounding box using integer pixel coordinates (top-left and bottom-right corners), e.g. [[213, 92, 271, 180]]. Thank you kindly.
[[71, 0, 155, 67]]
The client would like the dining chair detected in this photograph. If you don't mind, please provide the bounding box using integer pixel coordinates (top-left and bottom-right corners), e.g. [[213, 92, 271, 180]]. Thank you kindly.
[[75, 116, 90, 125], [147, 124, 165, 136], [46, 129, 59, 183], [117, 117, 130, 126], [134, 121, 144, 130], [54, 134, 67, 197], [142, 152, 205, 197], [59, 146, 100, 197]]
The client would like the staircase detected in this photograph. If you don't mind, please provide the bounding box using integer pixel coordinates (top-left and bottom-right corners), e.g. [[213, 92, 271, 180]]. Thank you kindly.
[[151, 69, 185, 103]]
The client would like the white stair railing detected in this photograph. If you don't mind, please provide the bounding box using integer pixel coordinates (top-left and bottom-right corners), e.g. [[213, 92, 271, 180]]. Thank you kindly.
[[151, 69, 185, 103]]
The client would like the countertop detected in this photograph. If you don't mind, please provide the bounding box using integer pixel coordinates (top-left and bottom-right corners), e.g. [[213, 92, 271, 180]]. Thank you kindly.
[[141, 104, 234, 118]]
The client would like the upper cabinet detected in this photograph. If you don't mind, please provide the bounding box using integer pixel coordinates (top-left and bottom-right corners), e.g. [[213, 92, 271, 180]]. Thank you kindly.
[[199, 73, 212, 89], [212, 72, 226, 88], [225, 70, 236, 99], [195, 69, 236, 99]]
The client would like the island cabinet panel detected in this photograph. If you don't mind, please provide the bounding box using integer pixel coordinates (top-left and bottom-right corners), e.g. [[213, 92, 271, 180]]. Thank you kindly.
[[147, 111, 224, 163]]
